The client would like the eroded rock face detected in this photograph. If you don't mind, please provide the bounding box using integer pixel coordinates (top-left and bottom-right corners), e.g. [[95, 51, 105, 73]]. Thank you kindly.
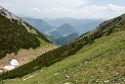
[[0, 6, 21, 20], [0, 6, 38, 35]]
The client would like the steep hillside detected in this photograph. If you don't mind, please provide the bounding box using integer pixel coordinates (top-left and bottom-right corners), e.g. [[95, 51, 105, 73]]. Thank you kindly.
[[0, 6, 50, 59], [1, 14, 125, 84], [0, 7, 58, 73]]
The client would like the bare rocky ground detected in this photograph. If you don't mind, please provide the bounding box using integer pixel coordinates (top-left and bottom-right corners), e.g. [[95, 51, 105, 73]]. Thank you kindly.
[[0, 44, 58, 71]]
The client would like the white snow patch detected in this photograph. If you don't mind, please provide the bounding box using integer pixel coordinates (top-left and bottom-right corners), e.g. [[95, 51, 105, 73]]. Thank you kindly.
[[3, 59, 19, 71], [3, 65, 15, 70], [0, 70, 3, 73], [10, 59, 19, 66]]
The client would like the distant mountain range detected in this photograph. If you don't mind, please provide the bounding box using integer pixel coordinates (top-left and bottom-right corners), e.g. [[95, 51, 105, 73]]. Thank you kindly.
[[22, 17, 79, 45], [22, 17, 104, 45], [44, 17, 104, 35], [55, 23, 79, 35]]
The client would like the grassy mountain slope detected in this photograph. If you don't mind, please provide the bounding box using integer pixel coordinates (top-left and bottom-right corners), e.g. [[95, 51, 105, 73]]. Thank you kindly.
[[3, 28, 125, 84], [1, 14, 125, 83], [0, 7, 50, 59]]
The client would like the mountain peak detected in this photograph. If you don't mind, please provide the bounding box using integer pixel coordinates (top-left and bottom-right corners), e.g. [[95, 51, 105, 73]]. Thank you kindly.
[[0, 6, 50, 59], [0, 6, 20, 20], [0, 6, 38, 34], [61, 23, 74, 28]]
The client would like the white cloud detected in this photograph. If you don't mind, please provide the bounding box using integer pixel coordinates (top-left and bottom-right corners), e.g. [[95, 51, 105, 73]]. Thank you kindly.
[[40, 4, 125, 19], [0, 0, 125, 19], [33, 8, 41, 12], [107, 4, 125, 12], [31, 0, 89, 8]]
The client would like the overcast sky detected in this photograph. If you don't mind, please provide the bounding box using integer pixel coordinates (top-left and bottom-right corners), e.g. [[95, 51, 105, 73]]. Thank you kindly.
[[0, 0, 125, 19]]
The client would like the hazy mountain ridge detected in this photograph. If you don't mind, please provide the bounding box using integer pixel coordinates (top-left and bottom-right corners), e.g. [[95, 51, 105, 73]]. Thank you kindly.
[[22, 17, 79, 45], [22, 17, 103, 45], [44, 17, 104, 35], [22, 17, 53, 32], [47, 23, 79, 45], [55, 23, 79, 35]]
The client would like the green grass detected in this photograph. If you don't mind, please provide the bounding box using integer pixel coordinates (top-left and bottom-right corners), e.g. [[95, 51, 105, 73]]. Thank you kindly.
[[37, 37, 51, 47], [2, 30, 125, 84]]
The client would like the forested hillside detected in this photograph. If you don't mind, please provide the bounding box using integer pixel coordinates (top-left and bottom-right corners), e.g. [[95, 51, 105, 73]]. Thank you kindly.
[[0, 7, 50, 59]]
